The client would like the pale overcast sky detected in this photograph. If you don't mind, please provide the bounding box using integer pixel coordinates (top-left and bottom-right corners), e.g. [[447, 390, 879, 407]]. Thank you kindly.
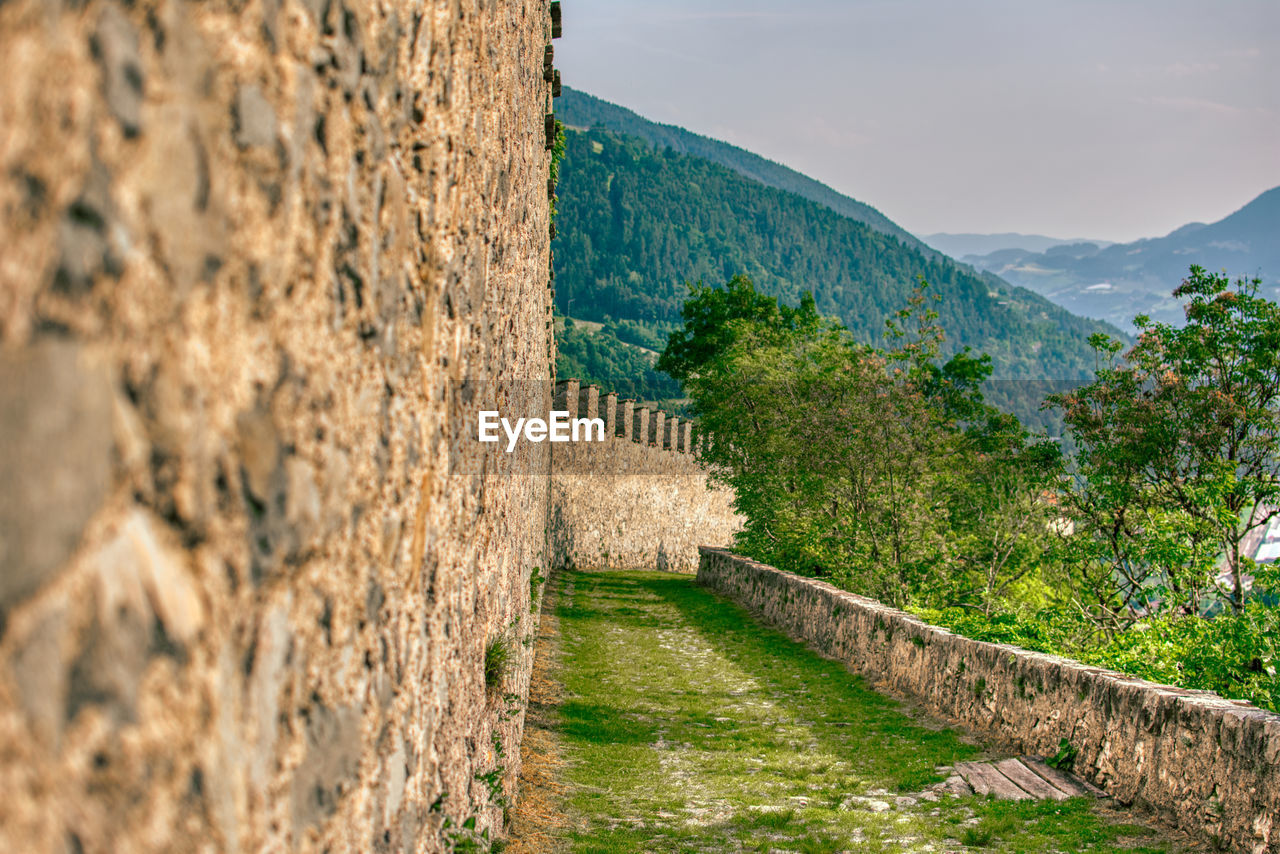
[[556, 0, 1280, 243]]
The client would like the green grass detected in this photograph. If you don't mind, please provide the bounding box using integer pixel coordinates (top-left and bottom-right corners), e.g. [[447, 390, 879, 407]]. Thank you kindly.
[[548, 569, 1196, 853], [485, 635, 512, 693]]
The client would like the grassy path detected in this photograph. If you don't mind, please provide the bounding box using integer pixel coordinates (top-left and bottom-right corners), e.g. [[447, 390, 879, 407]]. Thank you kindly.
[[523, 569, 1202, 854]]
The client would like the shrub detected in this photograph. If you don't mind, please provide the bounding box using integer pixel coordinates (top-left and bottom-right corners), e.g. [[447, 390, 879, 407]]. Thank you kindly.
[[911, 603, 1280, 712], [484, 636, 512, 693], [1081, 605, 1279, 711]]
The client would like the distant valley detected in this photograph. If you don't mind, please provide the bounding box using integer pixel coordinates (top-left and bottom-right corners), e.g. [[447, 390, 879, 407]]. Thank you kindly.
[[932, 189, 1280, 331]]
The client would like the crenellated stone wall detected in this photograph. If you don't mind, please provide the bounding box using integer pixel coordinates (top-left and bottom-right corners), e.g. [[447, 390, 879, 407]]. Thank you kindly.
[[0, 0, 561, 851], [548, 379, 743, 573], [698, 547, 1280, 854]]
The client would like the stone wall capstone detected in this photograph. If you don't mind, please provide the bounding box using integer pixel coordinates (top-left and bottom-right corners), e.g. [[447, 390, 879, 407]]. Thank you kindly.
[[0, 0, 559, 850], [697, 547, 1280, 854]]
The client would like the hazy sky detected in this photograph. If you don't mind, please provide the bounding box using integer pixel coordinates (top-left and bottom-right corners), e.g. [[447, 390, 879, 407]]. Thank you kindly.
[[556, 0, 1280, 243]]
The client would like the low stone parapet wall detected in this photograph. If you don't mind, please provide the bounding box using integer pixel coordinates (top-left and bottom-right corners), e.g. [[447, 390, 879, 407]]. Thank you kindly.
[[697, 547, 1280, 853]]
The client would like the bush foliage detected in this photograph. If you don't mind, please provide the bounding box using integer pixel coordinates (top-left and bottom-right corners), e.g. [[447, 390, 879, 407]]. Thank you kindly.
[[663, 269, 1280, 711]]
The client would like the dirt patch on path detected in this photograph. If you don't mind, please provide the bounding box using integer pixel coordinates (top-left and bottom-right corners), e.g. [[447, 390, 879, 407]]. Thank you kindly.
[[506, 570, 573, 852]]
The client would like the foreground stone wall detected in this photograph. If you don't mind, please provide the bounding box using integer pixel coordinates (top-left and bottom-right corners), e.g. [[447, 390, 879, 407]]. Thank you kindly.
[[549, 380, 742, 572], [0, 0, 558, 851], [698, 548, 1280, 854]]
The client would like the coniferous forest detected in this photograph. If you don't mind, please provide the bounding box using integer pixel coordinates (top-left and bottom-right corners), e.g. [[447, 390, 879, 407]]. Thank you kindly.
[[551, 127, 1125, 426], [556, 86, 924, 250]]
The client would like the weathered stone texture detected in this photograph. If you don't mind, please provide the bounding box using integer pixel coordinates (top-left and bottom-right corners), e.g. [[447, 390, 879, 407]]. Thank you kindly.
[[698, 548, 1280, 854], [0, 340, 113, 624], [0, 0, 557, 850], [549, 380, 743, 573]]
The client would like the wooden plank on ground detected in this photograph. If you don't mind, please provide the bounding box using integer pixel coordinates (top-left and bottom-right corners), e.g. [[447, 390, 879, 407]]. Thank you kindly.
[[994, 758, 1069, 801], [1021, 756, 1109, 799], [955, 761, 1032, 800]]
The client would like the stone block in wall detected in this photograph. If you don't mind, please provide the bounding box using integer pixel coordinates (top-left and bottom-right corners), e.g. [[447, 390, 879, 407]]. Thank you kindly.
[[554, 378, 580, 419], [234, 85, 278, 150], [0, 339, 112, 623], [291, 702, 363, 832], [679, 422, 693, 453], [616, 399, 634, 441], [578, 385, 599, 421], [648, 410, 664, 447], [601, 392, 617, 437], [632, 405, 649, 445], [663, 415, 679, 450]]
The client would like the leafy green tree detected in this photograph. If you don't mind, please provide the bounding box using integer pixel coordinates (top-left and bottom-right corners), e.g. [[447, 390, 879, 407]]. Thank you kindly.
[[670, 276, 1060, 610], [941, 412, 1064, 615], [685, 305, 943, 602], [1050, 267, 1280, 617], [882, 284, 1063, 611], [657, 275, 820, 384]]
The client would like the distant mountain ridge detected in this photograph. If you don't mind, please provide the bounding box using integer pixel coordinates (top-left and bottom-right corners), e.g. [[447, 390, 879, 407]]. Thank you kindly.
[[557, 87, 925, 253], [959, 187, 1280, 330], [926, 232, 1114, 258]]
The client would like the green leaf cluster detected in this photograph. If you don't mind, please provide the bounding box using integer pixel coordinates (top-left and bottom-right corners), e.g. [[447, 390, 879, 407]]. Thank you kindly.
[[915, 601, 1280, 712], [1049, 266, 1280, 621], [668, 269, 1280, 711], [668, 276, 1063, 612]]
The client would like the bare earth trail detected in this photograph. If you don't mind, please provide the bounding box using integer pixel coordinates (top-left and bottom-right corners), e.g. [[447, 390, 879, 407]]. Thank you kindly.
[[511, 569, 1206, 854]]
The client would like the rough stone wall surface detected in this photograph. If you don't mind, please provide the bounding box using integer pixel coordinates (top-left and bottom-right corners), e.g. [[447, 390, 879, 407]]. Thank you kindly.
[[698, 548, 1280, 854], [548, 381, 743, 573], [0, 0, 557, 851]]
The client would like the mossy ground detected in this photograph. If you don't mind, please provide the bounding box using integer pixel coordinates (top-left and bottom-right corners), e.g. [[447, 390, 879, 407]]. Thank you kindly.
[[532, 569, 1202, 853]]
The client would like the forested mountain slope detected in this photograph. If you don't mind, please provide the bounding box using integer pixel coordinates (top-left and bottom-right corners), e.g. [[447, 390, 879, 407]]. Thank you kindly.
[[557, 87, 925, 253], [552, 127, 1121, 387]]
